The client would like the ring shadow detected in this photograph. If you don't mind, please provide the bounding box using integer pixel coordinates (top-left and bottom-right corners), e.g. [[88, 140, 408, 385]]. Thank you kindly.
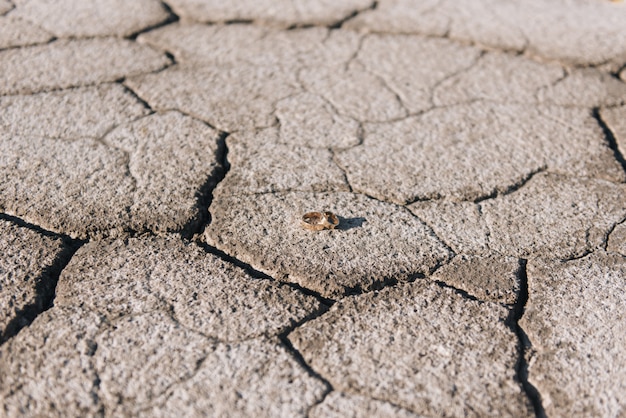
[[336, 216, 366, 231]]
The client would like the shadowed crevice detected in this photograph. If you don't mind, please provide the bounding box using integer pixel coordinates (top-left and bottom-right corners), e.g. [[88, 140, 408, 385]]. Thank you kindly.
[[432, 279, 481, 303], [593, 107, 626, 176], [603, 216, 626, 251], [194, 241, 336, 307], [328, 1, 378, 30], [120, 83, 155, 112], [0, 213, 84, 344], [181, 131, 230, 239], [473, 166, 547, 204], [506, 259, 547, 418], [126, 1, 180, 40], [279, 318, 334, 415]]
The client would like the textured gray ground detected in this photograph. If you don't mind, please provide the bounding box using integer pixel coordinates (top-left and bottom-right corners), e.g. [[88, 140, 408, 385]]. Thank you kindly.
[[1, 0, 626, 417]]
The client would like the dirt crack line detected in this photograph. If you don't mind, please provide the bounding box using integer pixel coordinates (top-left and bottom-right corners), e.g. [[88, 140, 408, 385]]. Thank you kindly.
[[328, 0, 377, 30], [506, 259, 546, 418], [603, 216, 626, 251], [182, 131, 230, 239], [278, 324, 334, 417], [126, 1, 179, 40], [473, 166, 547, 204], [194, 240, 336, 306], [592, 107, 626, 176]]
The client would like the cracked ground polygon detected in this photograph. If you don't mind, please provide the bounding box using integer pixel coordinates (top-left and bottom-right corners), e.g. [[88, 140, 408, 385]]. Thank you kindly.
[[0, 133, 135, 239], [0, 38, 169, 95], [0, 15, 51, 49], [347, 0, 626, 68], [0, 307, 104, 417], [521, 252, 626, 417], [339, 104, 624, 204], [433, 54, 626, 108], [103, 111, 224, 235], [205, 191, 452, 298], [411, 173, 626, 258], [9, 0, 169, 37], [534, 69, 626, 108], [1, 111, 223, 238], [355, 33, 480, 114], [289, 279, 532, 416], [0, 219, 66, 341], [0, 84, 149, 139], [55, 236, 322, 341], [127, 63, 299, 132], [223, 127, 350, 194], [94, 311, 211, 416], [432, 52, 563, 106]]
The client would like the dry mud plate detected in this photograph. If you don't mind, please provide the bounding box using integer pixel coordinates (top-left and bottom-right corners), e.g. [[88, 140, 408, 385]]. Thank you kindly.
[[2, 0, 626, 417]]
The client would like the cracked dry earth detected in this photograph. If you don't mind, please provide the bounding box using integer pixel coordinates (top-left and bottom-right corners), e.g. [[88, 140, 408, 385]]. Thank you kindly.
[[1, 1, 626, 417]]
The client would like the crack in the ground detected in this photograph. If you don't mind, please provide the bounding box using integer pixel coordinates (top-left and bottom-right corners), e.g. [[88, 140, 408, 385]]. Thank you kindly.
[[182, 131, 230, 239], [603, 216, 626, 251], [615, 62, 626, 80], [96, 85, 230, 239], [0, 213, 85, 345], [194, 240, 336, 307], [126, 1, 180, 40], [0, 55, 173, 98], [119, 82, 156, 113], [473, 166, 547, 204], [560, 248, 594, 263], [593, 107, 626, 176], [432, 279, 482, 303], [429, 49, 486, 107], [0, 34, 57, 54], [278, 326, 334, 417], [327, 0, 378, 30], [505, 259, 546, 418], [329, 147, 354, 192]]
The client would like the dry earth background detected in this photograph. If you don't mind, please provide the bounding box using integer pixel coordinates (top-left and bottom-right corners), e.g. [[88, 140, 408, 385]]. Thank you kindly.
[[1, 0, 626, 416]]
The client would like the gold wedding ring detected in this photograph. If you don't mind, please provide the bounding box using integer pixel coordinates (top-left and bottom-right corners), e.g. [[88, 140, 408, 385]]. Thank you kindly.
[[301, 211, 339, 231]]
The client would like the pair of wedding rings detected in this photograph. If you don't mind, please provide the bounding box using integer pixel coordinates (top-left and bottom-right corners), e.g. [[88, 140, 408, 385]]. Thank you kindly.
[[301, 211, 339, 231]]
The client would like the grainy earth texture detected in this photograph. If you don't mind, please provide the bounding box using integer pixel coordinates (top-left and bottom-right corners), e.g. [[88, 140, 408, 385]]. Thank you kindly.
[[1, 0, 625, 417]]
